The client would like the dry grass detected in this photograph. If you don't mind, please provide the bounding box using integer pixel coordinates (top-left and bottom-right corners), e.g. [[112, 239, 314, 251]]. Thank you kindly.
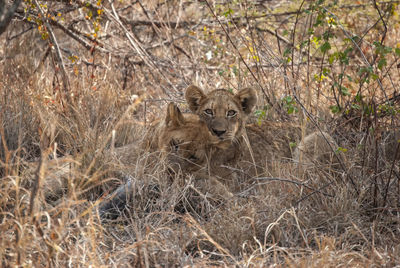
[[1, 0, 400, 266]]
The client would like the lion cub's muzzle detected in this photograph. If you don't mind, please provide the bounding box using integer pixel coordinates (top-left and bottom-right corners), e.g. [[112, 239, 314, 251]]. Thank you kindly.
[[211, 128, 226, 137], [208, 119, 230, 140]]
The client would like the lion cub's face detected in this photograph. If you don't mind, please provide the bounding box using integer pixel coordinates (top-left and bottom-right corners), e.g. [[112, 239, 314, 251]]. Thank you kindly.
[[185, 85, 257, 143], [158, 103, 223, 173]]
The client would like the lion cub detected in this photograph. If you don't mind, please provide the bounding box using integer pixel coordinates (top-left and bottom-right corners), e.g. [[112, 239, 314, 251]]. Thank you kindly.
[[185, 85, 345, 187], [185, 85, 257, 182], [157, 103, 234, 198], [157, 102, 223, 174], [98, 102, 234, 218]]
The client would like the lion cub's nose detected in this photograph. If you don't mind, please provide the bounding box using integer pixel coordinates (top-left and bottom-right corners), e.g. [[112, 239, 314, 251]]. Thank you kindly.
[[212, 128, 226, 137]]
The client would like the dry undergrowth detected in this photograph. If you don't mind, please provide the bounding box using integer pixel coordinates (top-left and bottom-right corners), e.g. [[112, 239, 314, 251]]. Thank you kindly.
[[1, 0, 400, 267]]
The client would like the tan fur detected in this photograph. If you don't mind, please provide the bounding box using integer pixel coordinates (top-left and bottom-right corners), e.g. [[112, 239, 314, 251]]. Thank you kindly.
[[21, 103, 234, 205], [239, 121, 302, 178], [292, 131, 347, 181], [111, 102, 234, 198], [156, 103, 233, 198], [109, 103, 222, 175], [185, 85, 257, 145], [185, 86, 301, 188], [185, 85, 257, 182], [19, 156, 78, 205], [185, 85, 346, 186], [157, 103, 222, 173]]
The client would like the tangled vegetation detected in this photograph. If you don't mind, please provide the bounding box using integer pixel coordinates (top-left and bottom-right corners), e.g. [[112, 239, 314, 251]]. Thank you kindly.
[[1, 0, 399, 266]]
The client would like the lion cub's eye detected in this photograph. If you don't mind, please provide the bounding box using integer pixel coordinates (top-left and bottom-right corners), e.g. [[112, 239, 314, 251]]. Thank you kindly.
[[170, 139, 179, 151], [227, 110, 237, 117], [204, 109, 213, 116], [188, 155, 199, 161]]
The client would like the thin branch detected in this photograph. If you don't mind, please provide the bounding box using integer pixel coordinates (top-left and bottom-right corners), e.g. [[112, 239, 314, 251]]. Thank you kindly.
[[33, 0, 70, 93], [14, 11, 107, 52], [373, 0, 388, 44], [252, 177, 334, 198], [294, 180, 336, 206], [203, 0, 271, 105], [122, 18, 199, 28], [105, 1, 178, 93]]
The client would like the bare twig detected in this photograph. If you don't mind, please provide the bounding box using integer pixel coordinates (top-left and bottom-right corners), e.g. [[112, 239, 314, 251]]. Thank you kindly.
[[373, 0, 388, 44], [33, 0, 70, 93], [252, 177, 334, 198], [203, 0, 271, 104], [14, 11, 107, 52], [294, 180, 336, 206], [105, 1, 178, 93]]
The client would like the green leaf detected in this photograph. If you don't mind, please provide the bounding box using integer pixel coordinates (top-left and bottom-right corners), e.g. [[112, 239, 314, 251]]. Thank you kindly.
[[320, 42, 331, 53], [322, 31, 333, 40], [223, 8, 233, 17], [346, 75, 353, 82], [378, 58, 387, 70], [339, 49, 350, 65], [254, 109, 265, 117], [232, 65, 238, 76], [283, 48, 292, 57], [328, 53, 336, 64], [255, 109, 267, 126], [329, 105, 340, 114], [300, 40, 309, 49], [358, 66, 373, 76], [371, 73, 379, 80], [395, 48, 400, 56], [335, 147, 348, 153], [340, 85, 350, 96]]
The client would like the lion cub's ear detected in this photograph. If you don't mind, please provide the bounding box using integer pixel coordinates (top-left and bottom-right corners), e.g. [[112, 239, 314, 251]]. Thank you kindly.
[[185, 85, 206, 112], [235, 87, 257, 115], [165, 102, 185, 127]]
